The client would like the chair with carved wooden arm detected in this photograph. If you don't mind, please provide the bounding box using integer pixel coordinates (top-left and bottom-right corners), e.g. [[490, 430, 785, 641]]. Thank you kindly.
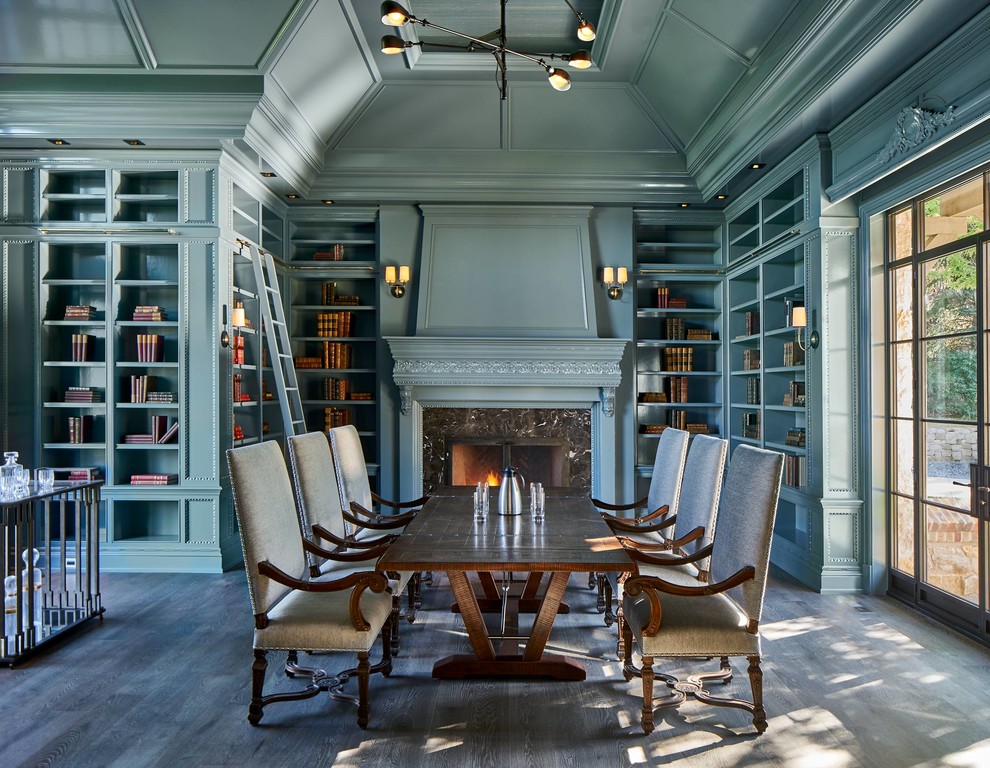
[[288, 431, 416, 653], [591, 427, 690, 621], [611, 433, 728, 644], [227, 440, 394, 729], [620, 444, 783, 735], [328, 425, 428, 538]]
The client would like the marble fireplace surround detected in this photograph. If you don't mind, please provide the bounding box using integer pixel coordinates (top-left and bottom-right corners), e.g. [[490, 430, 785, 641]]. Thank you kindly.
[[385, 337, 627, 499]]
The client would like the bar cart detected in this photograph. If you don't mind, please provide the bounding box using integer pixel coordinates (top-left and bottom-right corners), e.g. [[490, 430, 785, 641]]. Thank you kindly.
[[2, 479, 104, 666]]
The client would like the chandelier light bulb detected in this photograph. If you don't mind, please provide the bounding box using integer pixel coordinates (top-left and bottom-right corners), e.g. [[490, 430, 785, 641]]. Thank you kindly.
[[381, 1, 410, 26], [381, 35, 406, 54], [567, 50, 592, 69], [576, 19, 596, 42], [548, 67, 572, 92]]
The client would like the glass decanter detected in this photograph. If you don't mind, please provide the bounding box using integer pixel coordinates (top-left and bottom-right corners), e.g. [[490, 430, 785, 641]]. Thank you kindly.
[[3, 575, 17, 640], [1, 451, 23, 499], [21, 548, 44, 636]]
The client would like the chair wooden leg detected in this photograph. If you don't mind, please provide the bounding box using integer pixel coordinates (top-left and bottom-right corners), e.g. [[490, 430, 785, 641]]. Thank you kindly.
[[588, 571, 597, 590], [390, 595, 401, 655], [602, 576, 616, 626], [596, 573, 606, 611], [622, 618, 634, 681], [405, 578, 417, 623], [747, 655, 768, 734], [641, 654, 655, 734], [284, 649, 298, 677], [356, 650, 371, 729], [249, 649, 267, 725], [381, 615, 393, 677]]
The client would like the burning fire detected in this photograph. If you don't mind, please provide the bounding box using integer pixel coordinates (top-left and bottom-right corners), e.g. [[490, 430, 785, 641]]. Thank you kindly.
[[486, 470, 500, 486]]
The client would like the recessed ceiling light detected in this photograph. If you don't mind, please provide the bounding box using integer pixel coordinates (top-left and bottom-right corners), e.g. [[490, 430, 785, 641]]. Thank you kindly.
[[716, 194, 728, 200], [321, 199, 334, 206], [261, 171, 276, 178], [750, 162, 766, 170], [124, 139, 145, 146], [286, 193, 299, 200], [679, 203, 690, 208], [47, 139, 70, 146]]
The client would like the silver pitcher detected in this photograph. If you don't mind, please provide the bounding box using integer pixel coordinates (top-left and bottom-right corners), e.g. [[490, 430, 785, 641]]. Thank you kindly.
[[497, 466, 525, 515]]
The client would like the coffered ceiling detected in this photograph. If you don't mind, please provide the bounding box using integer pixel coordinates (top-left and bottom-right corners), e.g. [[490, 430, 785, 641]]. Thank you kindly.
[[0, 0, 983, 204]]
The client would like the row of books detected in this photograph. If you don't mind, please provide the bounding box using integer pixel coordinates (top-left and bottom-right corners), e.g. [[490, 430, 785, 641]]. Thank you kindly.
[[129, 374, 174, 403], [746, 377, 761, 405], [294, 343, 353, 370], [744, 311, 760, 336], [315, 311, 354, 338], [232, 374, 251, 402], [134, 334, 164, 363], [132, 305, 167, 322], [783, 380, 806, 407], [641, 414, 710, 433], [656, 288, 688, 309], [784, 455, 807, 487], [129, 473, 177, 486], [123, 416, 178, 445], [324, 406, 352, 429], [742, 412, 761, 439], [231, 334, 246, 365], [782, 341, 805, 367], [67, 415, 93, 443], [64, 305, 96, 320], [65, 386, 102, 403], [320, 282, 361, 306], [313, 244, 345, 261], [71, 334, 93, 362], [661, 347, 694, 372], [784, 427, 807, 447], [66, 467, 101, 482], [742, 349, 760, 371]]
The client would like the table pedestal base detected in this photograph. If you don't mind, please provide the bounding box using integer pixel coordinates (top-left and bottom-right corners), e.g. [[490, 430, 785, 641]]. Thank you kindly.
[[432, 654, 586, 681]]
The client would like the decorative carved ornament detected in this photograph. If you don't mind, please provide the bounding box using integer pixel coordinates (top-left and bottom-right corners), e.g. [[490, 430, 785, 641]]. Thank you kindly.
[[877, 106, 956, 164], [392, 359, 621, 377]]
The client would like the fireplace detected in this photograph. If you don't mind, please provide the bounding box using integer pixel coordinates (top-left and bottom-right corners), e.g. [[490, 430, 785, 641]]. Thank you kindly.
[[448, 439, 570, 488], [422, 407, 590, 494]]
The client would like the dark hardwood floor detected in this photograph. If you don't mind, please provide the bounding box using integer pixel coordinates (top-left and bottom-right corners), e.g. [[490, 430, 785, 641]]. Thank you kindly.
[[2, 567, 989, 767]]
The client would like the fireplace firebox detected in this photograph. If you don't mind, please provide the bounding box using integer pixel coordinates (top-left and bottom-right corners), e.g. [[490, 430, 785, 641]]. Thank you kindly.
[[447, 438, 570, 488]]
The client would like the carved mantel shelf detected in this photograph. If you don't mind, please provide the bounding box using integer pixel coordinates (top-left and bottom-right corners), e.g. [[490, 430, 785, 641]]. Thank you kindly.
[[385, 337, 627, 415]]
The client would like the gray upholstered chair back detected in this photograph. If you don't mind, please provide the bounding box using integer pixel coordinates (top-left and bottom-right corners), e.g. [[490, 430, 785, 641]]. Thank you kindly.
[[646, 427, 689, 517], [287, 431, 349, 546], [673, 434, 728, 547], [227, 441, 307, 618], [328, 425, 374, 516], [708, 445, 783, 624]]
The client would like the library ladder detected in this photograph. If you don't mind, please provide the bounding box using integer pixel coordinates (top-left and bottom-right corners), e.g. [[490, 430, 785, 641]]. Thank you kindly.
[[246, 242, 307, 439]]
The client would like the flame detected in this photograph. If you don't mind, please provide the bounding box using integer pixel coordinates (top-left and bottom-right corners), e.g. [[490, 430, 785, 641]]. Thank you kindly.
[[486, 470, 500, 486]]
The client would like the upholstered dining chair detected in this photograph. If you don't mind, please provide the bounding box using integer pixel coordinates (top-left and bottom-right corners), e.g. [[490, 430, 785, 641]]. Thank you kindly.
[[228, 440, 394, 729], [288, 431, 417, 651], [620, 444, 783, 735], [591, 427, 690, 621], [328, 425, 428, 539]]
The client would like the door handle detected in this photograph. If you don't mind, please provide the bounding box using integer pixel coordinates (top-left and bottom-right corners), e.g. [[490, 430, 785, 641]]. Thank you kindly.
[[952, 481, 971, 487]]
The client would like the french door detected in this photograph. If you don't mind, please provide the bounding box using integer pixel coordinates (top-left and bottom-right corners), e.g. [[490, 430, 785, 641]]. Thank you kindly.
[[886, 171, 990, 641]]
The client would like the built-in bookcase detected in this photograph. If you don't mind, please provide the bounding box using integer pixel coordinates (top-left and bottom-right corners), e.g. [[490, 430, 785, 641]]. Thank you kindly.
[[285, 210, 380, 479], [633, 212, 724, 493]]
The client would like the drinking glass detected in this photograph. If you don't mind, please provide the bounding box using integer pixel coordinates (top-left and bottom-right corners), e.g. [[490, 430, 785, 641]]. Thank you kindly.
[[532, 483, 545, 522], [474, 482, 488, 522], [37, 468, 55, 491]]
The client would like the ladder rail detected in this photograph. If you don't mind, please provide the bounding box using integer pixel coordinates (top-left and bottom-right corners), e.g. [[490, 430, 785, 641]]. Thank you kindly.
[[247, 243, 306, 440]]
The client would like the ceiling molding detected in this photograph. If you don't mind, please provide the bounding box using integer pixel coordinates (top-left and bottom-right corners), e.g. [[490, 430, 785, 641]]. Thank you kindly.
[[687, 0, 928, 198], [255, 0, 320, 72], [114, 0, 158, 70]]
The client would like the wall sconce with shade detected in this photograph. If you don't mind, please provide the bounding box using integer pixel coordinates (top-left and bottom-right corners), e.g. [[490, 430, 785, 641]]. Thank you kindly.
[[221, 302, 248, 349], [385, 265, 411, 298], [790, 303, 819, 350], [603, 266, 628, 300]]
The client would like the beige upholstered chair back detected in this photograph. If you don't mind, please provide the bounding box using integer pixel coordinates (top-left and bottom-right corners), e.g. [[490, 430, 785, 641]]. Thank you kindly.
[[708, 445, 783, 624], [227, 441, 307, 617], [646, 428, 689, 518], [287, 431, 349, 549], [328, 425, 374, 516], [674, 434, 728, 556]]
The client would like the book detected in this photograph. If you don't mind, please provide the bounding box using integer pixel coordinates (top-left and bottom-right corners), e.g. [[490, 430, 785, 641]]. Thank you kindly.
[[157, 421, 179, 444]]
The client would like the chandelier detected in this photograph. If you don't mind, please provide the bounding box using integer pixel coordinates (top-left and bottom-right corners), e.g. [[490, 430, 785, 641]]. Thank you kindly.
[[380, 0, 596, 100]]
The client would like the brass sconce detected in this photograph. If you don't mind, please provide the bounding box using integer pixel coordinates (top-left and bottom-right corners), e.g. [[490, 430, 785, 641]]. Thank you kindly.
[[603, 266, 628, 300], [790, 304, 819, 351], [385, 265, 410, 298], [221, 304, 230, 348], [222, 302, 247, 349]]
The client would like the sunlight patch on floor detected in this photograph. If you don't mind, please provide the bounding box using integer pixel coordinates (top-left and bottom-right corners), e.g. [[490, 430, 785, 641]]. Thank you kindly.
[[910, 738, 990, 767], [761, 615, 825, 640], [423, 735, 463, 753], [864, 622, 925, 649], [627, 745, 648, 764]]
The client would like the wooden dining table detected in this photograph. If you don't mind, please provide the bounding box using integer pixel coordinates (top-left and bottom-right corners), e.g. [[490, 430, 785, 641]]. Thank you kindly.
[[378, 486, 632, 681]]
